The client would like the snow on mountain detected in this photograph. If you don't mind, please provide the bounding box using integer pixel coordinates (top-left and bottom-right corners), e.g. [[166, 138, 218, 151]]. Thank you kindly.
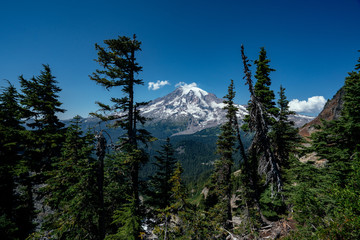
[[141, 83, 245, 135], [140, 82, 314, 135], [69, 83, 313, 137]]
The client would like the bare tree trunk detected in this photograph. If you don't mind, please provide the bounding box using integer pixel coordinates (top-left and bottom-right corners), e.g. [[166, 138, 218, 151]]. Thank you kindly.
[[164, 215, 168, 240], [96, 131, 106, 240]]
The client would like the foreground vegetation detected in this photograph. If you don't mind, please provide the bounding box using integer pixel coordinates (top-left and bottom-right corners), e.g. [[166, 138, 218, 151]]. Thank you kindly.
[[0, 35, 359, 239]]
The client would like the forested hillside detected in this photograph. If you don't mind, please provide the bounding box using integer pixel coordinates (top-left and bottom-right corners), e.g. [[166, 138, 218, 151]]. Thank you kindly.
[[1, 36, 359, 240]]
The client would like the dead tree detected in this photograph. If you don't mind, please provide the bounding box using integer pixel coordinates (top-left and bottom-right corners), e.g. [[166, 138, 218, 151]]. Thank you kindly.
[[95, 130, 106, 240], [240, 44, 283, 194]]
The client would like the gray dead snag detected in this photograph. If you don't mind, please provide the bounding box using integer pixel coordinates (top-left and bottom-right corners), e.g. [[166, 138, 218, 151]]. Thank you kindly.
[[240, 45, 283, 194], [95, 130, 106, 240]]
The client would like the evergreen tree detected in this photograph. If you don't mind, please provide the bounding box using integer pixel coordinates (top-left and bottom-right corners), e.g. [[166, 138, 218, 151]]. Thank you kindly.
[[284, 158, 332, 239], [287, 52, 360, 238], [147, 138, 177, 210], [146, 138, 177, 238], [19, 64, 65, 173], [163, 162, 215, 239], [90, 35, 152, 240], [253, 47, 278, 121], [17, 64, 66, 236], [39, 116, 99, 239], [150, 160, 183, 239], [311, 53, 360, 186], [243, 47, 278, 131], [240, 45, 282, 227], [241, 46, 282, 194], [168, 162, 187, 217], [0, 82, 25, 239], [271, 86, 301, 170], [208, 80, 237, 232], [260, 86, 301, 220]]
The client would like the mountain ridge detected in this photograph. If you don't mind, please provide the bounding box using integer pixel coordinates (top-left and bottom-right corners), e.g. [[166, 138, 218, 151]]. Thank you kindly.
[[66, 84, 314, 138]]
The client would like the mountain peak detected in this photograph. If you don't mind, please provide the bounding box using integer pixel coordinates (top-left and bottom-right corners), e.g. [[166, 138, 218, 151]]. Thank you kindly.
[[141, 82, 247, 135], [176, 82, 209, 98]]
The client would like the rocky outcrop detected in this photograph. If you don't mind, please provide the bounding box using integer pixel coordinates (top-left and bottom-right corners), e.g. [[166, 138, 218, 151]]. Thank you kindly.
[[299, 87, 345, 137]]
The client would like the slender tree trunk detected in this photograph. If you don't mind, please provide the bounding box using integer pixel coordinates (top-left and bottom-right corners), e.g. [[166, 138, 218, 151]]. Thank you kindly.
[[96, 131, 106, 240], [128, 35, 136, 147], [25, 173, 34, 234], [164, 215, 168, 240], [129, 35, 141, 240]]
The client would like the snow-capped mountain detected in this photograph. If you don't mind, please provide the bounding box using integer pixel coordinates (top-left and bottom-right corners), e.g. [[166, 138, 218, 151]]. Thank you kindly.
[[140, 83, 247, 135], [140, 83, 313, 136], [69, 83, 314, 137]]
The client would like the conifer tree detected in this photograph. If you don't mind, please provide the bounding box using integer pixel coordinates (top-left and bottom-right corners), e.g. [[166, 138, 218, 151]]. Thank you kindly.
[[146, 138, 177, 238], [168, 162, 187, 216], [0, 82, 25, 239], [17, 65, 65, 236], [311, 53, 360, 186], [164, 162, 214, 239], [147, 138, 177, 210], [90, 35, 152, 240], [272, 86, 301, 172], [19, 64, 65, 173], [208, 80, 237, 232], [40, 116, 99, 239], [287, 51, 360, 238], [240, 45, 282, 226], [253, 47, 278, 122], [243, 47, 278, 131], [260, 86, 301, 220], [241, 46, 282, 195], [146, 138, 176, 239]]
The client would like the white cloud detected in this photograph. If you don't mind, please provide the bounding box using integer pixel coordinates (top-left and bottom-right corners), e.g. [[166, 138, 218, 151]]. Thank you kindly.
[[175, 82, 198, 88], [148, 80, 170, 90], [289, 96, 327, 113]]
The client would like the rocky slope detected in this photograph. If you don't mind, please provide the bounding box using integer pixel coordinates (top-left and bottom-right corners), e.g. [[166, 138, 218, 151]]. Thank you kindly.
[[299, 87, 344, 137]]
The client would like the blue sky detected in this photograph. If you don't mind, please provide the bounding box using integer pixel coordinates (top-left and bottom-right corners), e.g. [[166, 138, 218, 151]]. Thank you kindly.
[[1, 0, 359, 119]]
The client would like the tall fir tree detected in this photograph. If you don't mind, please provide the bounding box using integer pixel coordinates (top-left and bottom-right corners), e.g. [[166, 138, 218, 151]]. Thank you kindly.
[[271, 86, 301, 173], [146, 138, 178, 239], [260, 86, 301, 220], [241, 46, 282, 195], [0, 82, 25, 239], [208, 80, 237, 232], [243, 47, 278, 131], [240, 45, 282, 227], [38, 116, 99, 239], [19, 64, 65, 173], [253, 47, 278, 124], [90, 35, 152, 240], [147, 138, 177, 208], [17, 65, 65, 236]]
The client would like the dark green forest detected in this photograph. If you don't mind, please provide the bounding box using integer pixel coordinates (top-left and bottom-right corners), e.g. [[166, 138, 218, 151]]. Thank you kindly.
[[1, 35, 359, 239]]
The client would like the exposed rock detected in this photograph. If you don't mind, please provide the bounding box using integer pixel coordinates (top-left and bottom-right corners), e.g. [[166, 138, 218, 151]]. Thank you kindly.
[[175, 146, 185, 154], [201, 187, 209, 199], [299, 152, 327, 167], [299, 87, 345, 137]]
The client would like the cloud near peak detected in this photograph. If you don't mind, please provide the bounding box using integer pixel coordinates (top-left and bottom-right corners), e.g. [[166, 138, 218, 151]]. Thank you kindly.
[[175, 82, 198, 88], [289, 96, 326, 114], [148, 80, 170, 90]]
